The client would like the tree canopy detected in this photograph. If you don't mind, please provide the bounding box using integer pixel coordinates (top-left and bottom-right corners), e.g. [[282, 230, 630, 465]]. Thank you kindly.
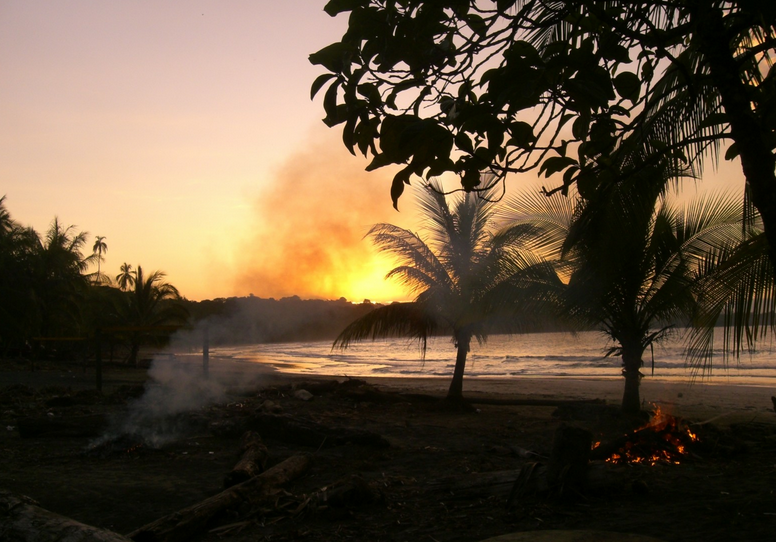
[[311, 1, 775, 258]]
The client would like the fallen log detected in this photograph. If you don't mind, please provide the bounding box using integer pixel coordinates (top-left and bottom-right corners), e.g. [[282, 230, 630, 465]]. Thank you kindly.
[[248, 413, 390, 449], [128, 453, 312, 542], [16, 414, 110, 438], [0, 489, 132, 541], [223, 430, 269, 488]]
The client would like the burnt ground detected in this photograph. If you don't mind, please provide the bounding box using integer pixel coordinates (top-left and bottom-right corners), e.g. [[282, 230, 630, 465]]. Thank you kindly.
[[1, 360, 775, 542]]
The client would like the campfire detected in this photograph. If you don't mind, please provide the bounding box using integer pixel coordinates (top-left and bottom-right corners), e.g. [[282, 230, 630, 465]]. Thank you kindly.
[[84, 434, 148, 458], [591, 405, 699, 466]]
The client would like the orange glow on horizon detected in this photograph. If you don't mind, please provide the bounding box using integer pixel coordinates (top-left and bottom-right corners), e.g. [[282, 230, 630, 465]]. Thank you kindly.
[[231, 130, 419, 304]]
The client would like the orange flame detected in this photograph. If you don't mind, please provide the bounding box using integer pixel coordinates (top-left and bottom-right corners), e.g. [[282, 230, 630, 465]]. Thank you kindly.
[[600, 404, 699, 466]]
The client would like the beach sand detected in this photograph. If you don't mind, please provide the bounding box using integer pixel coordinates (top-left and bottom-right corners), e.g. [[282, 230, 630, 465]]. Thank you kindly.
[[3, 354, 775, 425], [2, 354, 776, 541], [363, 375, 776, 425]]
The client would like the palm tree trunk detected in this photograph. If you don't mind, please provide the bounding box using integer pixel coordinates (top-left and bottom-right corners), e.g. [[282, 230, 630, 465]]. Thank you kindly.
[[128, 338, 140, 367], [447, 332, 471, 401], [621, 346, 643, 414], [693, 4, 776, 272]]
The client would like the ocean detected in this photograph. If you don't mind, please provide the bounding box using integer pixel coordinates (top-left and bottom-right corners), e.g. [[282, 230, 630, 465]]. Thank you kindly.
[[211, 330, 776, 386]]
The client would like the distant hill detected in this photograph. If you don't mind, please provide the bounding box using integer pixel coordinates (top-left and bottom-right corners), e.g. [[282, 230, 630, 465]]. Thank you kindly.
[[178, 294, 586, 347], [179, 295, 382, 345]]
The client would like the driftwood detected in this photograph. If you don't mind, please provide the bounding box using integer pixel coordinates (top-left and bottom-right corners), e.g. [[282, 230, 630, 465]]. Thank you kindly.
[[16, 414, 110, 438], [223, 430, 269, 488], [128, 453, 312, 542], [248, 413, 390, 449], [0, 489, 132, 541]]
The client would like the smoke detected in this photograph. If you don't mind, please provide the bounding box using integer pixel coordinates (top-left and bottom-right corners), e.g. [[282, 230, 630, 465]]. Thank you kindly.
[[233, 128, 415, 302], [93, 322, 268, 448]]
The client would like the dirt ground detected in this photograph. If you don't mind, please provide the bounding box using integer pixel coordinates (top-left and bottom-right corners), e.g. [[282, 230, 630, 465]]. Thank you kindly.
[[1, 358, 775, 542]]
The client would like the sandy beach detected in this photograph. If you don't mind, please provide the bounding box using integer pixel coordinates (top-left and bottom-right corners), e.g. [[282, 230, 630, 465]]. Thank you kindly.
[[3, 354, 776, 541], [3, 354, 775, 425]]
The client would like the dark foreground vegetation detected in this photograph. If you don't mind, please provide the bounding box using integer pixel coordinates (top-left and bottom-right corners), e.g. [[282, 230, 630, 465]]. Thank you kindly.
[[1, 361, 774, 542]]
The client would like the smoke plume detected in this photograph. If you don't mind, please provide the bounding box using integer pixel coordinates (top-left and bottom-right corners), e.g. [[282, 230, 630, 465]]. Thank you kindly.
[[233, 128, 415, 302]]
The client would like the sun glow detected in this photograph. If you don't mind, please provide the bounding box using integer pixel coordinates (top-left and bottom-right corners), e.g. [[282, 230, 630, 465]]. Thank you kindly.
[[338, 254, 412, 305], [231, 129, 419, 303]]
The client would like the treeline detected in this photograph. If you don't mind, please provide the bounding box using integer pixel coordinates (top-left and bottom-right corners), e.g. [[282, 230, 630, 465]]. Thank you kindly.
[[180, 294, 577, 347], [0, 196, 187, 362], [181, 296, 383, 345]]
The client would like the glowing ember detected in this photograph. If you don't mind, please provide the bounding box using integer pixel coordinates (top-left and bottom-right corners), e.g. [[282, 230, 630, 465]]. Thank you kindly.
[[594, 404, 700, 466]]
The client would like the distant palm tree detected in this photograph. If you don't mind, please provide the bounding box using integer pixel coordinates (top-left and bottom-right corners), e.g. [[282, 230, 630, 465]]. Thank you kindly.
[[92, 236, 107, 282], [116, 262, 136, 291], [524, 173, 745, 414], [334, 179, 561, 402], [117, 265, 187, 365], [0, 195, 12, 234]]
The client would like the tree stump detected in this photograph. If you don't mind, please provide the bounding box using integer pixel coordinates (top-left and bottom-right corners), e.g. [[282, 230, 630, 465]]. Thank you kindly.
[[546, 424, 592, 495]]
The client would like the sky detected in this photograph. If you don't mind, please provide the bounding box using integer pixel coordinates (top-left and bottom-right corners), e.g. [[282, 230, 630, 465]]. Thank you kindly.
[[0, 1, 746, 302]]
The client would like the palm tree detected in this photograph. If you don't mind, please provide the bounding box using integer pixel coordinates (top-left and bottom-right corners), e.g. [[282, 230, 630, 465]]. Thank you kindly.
[[33, 218, 95, 339], [0, 197, 41, 353], [685, 195, 776, 375], [516, 172, 745, 414], [116, 262, 136, 291], [117, 265, 188, 365], [334, 179, 561, 402], [92, 236, 107, 282]]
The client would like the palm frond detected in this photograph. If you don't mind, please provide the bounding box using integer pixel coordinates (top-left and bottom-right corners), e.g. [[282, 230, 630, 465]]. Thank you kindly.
[[332, 302, 437, 357], [687, 232, 776, 374]]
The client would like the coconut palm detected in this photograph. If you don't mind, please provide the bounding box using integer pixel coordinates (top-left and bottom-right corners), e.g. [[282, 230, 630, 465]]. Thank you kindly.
[[334, 179, 562, 402], [520, 171, 745, 414], [116, 265, 188, 365], [33, 218, 96, 339], [116, 262, 136, 291], [685, 195, 776, 375], [0, 197, 41, 353], [92, 236, 107, 282]]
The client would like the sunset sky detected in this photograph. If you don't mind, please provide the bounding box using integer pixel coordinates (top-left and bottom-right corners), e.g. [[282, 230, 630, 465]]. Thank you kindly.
[[0, 1, 745, 302]]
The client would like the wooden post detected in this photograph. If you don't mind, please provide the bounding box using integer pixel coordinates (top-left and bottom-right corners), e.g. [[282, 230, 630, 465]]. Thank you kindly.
[[203, 325, 209, 378], [546, 424, 592, 496], [95, 328, 103, 392]]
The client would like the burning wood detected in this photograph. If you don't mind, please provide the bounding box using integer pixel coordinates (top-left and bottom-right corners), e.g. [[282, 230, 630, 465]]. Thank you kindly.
[[85, 434, 148, 458], [590, 405, 699, 466]]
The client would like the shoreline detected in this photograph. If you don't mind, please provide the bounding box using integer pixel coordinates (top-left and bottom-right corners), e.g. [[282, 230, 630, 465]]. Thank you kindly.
[[166, 355, 776, 425], [2, 354, 774, 426]]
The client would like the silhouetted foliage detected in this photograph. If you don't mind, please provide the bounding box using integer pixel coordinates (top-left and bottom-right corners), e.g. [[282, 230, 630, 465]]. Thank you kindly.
[[311, 1, 776, 266], [506, 172, 747, 413], [180, 296, 381, 345], [333, 179, 562, 401], [0, 198, 186, 362]]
